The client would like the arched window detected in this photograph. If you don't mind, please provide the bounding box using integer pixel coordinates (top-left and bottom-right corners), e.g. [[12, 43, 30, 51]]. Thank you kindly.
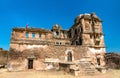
[[56, 31, 59, 36], [67, 52, 72, 61], [75, 29, 78, 34], [97, 58, 101, 65]]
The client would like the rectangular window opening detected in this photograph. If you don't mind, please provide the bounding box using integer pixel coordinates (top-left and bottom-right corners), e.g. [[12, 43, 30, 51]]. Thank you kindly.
[[56, 42, 59, 45], [95, 28, 99, 32], [26, 32, 29, 38], [39, 33, 41, 38], [95, 41, 100, 45], [32, 33, 35, 38]]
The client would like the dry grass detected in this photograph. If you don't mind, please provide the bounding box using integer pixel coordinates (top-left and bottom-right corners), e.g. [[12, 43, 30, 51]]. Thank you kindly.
[[109, 70, 120, 78], [0, 69, 120, 78]]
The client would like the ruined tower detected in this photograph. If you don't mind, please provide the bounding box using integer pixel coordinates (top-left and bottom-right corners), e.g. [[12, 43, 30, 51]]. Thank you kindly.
[[69, 13, 106, 66]]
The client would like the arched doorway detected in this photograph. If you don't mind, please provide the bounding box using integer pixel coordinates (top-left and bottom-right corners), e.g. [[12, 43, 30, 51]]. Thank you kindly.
[[96, 54, 101, 66], [67, 52, 72, 61], [97, 58, 101, 66]]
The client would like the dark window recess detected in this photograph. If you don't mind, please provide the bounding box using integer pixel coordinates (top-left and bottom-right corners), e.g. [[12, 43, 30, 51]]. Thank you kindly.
[[75, 29, 78, 34], [76, 41, 80, 45], [39, 34, 41, 38], [26, 32, 29, 38], [89, 20, 91, 24], [65, 42, 70, 45], [60, 42, 62, 45], [79, 38, 82, 45], [32, 33, 35, 38], [67, 52, 72, 61], [81, 27, 83, 32], [94, 20, 97, 24], [71, 42, 74, 45], [56, 42, 59, 45], [69, 33, 71, 38], [56, 31, 59, 36], [95, 41, 100, 45], [90, 35, 92, 39], [97, 58, 101, 65]]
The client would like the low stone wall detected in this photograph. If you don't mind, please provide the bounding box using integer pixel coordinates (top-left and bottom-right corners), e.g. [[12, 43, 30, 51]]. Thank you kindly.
[[7, 59, 46, 71]]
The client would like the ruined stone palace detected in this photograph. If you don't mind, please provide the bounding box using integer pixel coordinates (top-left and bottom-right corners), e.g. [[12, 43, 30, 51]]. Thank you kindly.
[[8, 13, 106, 73]]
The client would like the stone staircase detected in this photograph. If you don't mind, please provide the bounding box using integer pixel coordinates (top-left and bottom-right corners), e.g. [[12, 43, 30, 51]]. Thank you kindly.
[[69, 61, 100, 76], [79, 61, 99, 75]]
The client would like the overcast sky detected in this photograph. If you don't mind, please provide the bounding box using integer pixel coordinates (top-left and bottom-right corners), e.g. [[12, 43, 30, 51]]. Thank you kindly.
[[0, 0, 120, 52]]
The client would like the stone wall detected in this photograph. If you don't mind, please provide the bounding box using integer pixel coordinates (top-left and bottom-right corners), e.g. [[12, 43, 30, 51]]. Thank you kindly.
[[0, 48, 8, 66], [105, 53, 120, 69], [8, 45, 88, 71]]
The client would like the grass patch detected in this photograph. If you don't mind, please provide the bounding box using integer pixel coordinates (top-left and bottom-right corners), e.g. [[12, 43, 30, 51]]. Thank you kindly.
[[0, 69, 120, 78]]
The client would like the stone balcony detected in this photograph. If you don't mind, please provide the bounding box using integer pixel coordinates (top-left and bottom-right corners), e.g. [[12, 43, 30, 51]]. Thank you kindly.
[[85, 44, 105, 48]]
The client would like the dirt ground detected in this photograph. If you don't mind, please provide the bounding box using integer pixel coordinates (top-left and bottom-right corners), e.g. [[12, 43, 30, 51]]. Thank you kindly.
[[0, 69, 120, 78]]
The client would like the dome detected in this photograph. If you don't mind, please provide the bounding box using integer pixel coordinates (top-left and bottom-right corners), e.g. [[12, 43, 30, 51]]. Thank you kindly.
[[52, 24, 62, 30]]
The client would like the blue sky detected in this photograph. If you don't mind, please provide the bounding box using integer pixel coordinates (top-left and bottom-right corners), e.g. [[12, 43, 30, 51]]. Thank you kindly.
[[0, 0, 120, 52]]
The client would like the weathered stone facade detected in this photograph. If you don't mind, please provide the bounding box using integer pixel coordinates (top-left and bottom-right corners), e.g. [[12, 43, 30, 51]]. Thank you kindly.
[[105, 53, 120, 69], [8, 13, 106, 72], [0, 48, 8, 67]]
